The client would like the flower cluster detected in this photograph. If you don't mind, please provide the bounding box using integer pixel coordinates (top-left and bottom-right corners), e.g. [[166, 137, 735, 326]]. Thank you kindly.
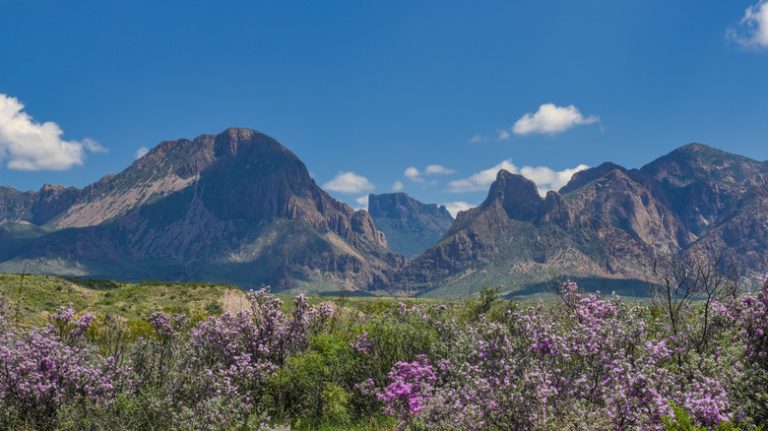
[[378, 355, 436, 418], [349, 331, 373, 354]]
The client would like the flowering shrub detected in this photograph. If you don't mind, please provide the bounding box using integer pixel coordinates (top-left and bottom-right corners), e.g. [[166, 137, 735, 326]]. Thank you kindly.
[[373, 281, 762, 430], [1, 277, 768, 430], [378, 355, 436, 419], [726, 275, 768, 425], [0, 306, 122, 429], [127, 290, 329, 429]]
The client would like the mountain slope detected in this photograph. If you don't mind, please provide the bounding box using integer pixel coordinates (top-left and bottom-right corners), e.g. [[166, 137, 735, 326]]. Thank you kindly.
[[367, 193, 453, 258], [0, 128, 402, 292], [636, 143, 768, 240], [51, 134, 218, 229]]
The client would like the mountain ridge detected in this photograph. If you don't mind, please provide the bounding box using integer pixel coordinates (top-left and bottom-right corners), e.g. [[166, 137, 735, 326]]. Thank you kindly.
[[393, 143, 768, 297], [1, 137, 766, 297]]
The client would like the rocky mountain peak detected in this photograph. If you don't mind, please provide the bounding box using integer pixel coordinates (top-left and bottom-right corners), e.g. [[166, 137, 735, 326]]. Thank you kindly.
[[560, 162, 626, 194], [640, 143, 764, 186], [39, 183, 66, 193], [670, 142, 726, 157], [483, 170, 542, 220], [213, 128, 279, 157], [0, 128, 401, 291]]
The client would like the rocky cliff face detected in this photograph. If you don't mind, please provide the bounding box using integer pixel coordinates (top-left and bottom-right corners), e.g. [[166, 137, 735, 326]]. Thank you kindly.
[[368, 193, 453, 258], [0, 187, 32, 224], [0, 184, 81, 226], [0, 128, 401, 291], [393, 144, 768, 297], [636, 143, 768, 240]]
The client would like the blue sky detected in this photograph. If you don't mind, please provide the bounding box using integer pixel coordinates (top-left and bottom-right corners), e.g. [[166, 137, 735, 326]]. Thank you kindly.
[[1, 0, 767, 214]]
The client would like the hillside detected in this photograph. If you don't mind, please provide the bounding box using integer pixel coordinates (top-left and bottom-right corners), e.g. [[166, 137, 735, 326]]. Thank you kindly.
[[0, 273, 247, 326]]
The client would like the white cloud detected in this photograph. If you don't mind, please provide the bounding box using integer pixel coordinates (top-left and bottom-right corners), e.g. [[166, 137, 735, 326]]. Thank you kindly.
[[469, 134, 487, 144], [83, 138, 108, 154], [468, 130, 510, 144], [496, 129, 511, 141], [443, 201, 475, 218], [448, 159, 588, 196], [404, 166, 422, 182], [135, 146, 149, 159], [470, 103, 597, 143], [730, 1, 768, 48], [355, 195, 369, 209], [0, 93, 104, 170], [404, 164, 455, 182], [323, 171, 375, 194], [512, 103, 599, 135], [424, 164, 455, 175], [392, 180, 404, 192], [447, 160, 518, 193], [519, 164, 590, 194]]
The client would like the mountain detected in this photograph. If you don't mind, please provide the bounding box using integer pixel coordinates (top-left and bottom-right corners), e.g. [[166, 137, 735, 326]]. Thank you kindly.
[[636, 143, 767, 240], [392, 144, 768, 297], [2, 136, 766, 298], [0, 128, 403, 292], [367, 193, 453, 258]]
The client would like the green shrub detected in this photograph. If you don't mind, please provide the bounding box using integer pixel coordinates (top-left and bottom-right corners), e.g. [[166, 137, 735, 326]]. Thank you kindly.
[[662, 404, 749, 431], [205, 301, 224, 315], [266, 333, 355, 429]]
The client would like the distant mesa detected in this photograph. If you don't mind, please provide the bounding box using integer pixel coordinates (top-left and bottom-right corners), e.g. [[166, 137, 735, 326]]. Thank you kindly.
[[367, 192, 453, 258]]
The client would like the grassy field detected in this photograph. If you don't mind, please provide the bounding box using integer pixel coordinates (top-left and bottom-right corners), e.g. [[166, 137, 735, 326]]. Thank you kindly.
[[0, 273, 463, 328], [0, 273, 249, 326]]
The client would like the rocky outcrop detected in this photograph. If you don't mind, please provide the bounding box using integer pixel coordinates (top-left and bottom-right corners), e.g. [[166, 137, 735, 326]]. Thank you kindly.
[[0, 186, 33, 224], [0, 184, 81, 226], [486, 170, 543, 221]]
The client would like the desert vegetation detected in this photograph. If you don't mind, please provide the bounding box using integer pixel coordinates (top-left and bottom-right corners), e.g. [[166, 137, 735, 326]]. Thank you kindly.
[[1, 272, 767, 430]]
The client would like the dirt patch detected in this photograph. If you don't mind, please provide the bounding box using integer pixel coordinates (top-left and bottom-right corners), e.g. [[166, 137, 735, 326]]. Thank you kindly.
[[219, 289, 248, 314]]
